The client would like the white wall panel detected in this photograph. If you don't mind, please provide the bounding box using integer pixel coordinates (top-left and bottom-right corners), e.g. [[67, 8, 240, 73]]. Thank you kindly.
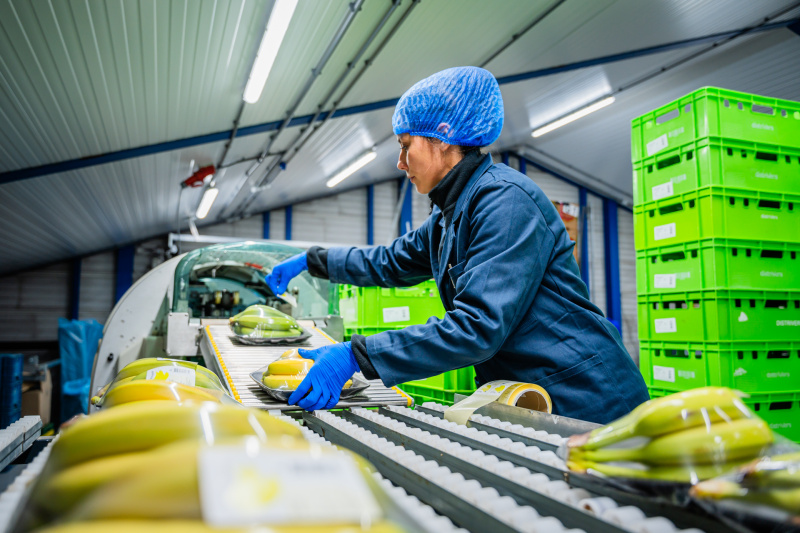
[[618, 207, 638, 364], [411, 186, 431, 231], [78, 251, 115, 324], [0, 262, 69, 341], [525, 168, 580, 205], [293, 189, 367, 245], [373, 182, 397, 247], [587, 194, 606, 315]]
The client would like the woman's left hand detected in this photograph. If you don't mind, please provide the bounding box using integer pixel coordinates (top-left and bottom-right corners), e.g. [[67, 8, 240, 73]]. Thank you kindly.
[[288, 342, 359, 411]]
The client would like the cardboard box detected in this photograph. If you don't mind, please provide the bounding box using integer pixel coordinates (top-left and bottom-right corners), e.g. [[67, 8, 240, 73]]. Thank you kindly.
[[21, 366, 52, 425]]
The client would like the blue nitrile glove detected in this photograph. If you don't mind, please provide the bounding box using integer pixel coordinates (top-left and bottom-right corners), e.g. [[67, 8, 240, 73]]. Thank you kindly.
[[265, 252, 308, 296], [289, 342, 359, 411]]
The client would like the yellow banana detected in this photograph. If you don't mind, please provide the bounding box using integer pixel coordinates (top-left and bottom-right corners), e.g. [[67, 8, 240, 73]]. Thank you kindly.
[[568, 458, 750, 483], [262, 374, 351, 391], [35, 520, 406, 533], [572, 417, 773, 467], [267, 349, 313, 375], [129, 368, 226, 393], [91, 376, 136, 406], [691, 478, 800, 514], [101, 380, 223, 408], [571, 387, 751, 451], [46, 402, 302, 470]]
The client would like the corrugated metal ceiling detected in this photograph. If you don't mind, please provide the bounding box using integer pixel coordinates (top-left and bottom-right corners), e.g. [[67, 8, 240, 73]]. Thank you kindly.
[[1, 0, 799, 275]]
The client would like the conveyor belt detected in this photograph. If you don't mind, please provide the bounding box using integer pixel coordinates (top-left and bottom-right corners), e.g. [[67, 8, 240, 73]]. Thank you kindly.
[[200, 324, 412, 410]]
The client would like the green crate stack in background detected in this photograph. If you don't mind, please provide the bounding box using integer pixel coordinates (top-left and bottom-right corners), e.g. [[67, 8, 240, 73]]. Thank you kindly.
[[631, 87, 800, 442], [337, 279, 477, 406]]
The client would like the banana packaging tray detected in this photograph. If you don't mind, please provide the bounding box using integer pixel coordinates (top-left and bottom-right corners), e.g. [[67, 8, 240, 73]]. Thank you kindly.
[[232, 325, 312, 346], [249, 368, 370, 403]]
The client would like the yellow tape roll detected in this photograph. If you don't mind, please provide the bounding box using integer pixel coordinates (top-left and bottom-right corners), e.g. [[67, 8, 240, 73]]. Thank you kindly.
[[444, 380, 552, 426]]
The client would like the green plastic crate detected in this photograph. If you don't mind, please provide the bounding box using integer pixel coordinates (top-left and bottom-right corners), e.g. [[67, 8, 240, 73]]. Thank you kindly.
[[631, 87, 800, 163], [637, 289, 800, 343], [339, 280, 445, 335], [640, 340, 800, 394], [636, 239, 800, 294], [633, 137, 800, 206], [402, 365, 476, 398], [648, 387, 800, 443], [633, 187, 800, 251], [397, 382, 475, 407]]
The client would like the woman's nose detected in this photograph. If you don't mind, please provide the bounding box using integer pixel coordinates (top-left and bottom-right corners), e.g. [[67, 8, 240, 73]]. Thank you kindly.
[[397, 152, 407, 171]]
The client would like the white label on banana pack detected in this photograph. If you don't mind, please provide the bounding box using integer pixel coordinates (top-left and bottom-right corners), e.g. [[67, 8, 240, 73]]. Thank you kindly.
[[646, 134, 668, 156], [383, 306, 410, 323], [654, 317, 677, 333], [651, 181, 674, 201], [654, 223, 676, 241], [653, 366, 675, 383], [199, 446, 381, 526], [654, 273, 677, 289], [145, 365, 196, 387]]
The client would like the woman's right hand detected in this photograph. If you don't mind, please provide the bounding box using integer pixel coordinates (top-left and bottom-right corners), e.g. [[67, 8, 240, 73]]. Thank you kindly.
[[265, 252, 308, 295]]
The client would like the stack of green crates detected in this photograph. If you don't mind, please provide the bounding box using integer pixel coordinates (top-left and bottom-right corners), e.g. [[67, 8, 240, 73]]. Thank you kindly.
[[631, 87, 800, 443], [338, 280, 477, 405]]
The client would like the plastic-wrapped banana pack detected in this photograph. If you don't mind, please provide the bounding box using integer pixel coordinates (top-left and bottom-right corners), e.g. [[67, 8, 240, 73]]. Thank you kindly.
[[22, 401, 420, 532], [90, 358, 236, 408], [229, 305, 310, 345], [559, 386, 800, 526]]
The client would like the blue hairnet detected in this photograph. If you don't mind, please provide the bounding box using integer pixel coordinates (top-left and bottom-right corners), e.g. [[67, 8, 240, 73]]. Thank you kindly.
[[392, 66, 504, 147]]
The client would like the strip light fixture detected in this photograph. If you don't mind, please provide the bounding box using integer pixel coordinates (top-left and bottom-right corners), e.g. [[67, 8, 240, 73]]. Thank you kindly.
[[531, 96, 616, 138], [243, 0, 299, 104], [196, 187, 220, 219], [326, 149, 377, 188]]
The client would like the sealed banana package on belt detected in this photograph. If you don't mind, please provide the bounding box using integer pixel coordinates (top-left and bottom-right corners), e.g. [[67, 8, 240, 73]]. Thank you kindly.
[[250, 348, 369, 403], [229, 305, 311, 345]]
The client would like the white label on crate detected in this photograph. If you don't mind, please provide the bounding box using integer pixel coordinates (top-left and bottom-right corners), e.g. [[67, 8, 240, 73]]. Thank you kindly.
[[761, 271, 784, 277], [654, 317, 677, 333], [761, 214, 778, 220], [738, 312, 749, 322], [654, 223, 676, 241], [646, 134, 669, 156], [382, 306, 410, 323], [653, 366, 675, 383], [199, 446, 380, 527], [654, 274, 677, 289], [668, 127, 685, 138], [145, 365, 196, 387], [651, 181, 674, 201], [751, 122, 774, 131], [734, 367, 747, 377], [777, 320, 800, 326], [756, 172, 779, 180], [678, 370, 695, 380], [767, 372, 790, 379], [770, 423, 792, 430]]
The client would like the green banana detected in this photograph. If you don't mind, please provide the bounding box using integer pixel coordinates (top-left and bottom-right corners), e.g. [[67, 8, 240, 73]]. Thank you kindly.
[[572, 387, 751, 451], [45, 402, 302, 471], [571, 417, 773, 467], [232, 316, 296, 330], [230, 305, 290, 321], [691, 478, 800, 514], [568, 458, 750, 483]]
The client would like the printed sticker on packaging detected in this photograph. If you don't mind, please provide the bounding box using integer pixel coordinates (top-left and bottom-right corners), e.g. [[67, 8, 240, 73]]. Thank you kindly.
[[199, 445, 381, 526], [654, 273, 677, 289], [651, 181, 674, 201], [653, 365, 676, 383], [646, 134, 669, 156], [145, 365, 196, 387], [383, 306, 410, 324], [654, 223, 676, 241], [654, 317, 677, 334]]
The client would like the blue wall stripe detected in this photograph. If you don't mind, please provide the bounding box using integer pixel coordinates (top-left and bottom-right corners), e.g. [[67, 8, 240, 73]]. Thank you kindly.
[[367, 184, 374, 245], [284, 206, 292, 240], [262, 211, 270, 239], [70, 258, 81, 320], [578, 187, 590, 295], [602, 198, 622, 333], [114, 245, 135, 303]]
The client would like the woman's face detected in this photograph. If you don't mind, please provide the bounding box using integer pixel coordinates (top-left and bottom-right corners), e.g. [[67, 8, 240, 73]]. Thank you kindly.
[[396, 133, 452, 195]]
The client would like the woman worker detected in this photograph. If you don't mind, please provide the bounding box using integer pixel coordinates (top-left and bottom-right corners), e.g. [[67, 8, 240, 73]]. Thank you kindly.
[[266, 66, 649, 424]]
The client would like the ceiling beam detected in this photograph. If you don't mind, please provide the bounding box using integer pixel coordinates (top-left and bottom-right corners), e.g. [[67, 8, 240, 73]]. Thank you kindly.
[[1, 16, 797, 187]]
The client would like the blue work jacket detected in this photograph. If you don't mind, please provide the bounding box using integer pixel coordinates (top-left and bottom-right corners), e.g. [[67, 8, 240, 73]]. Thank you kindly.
[[328, 155, 649, 424]]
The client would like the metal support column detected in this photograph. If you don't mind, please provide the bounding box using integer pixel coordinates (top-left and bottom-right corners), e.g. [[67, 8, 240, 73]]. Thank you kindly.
[[398, 179, 413, 235], [114, 245, 135, 303], [579, 188, 590, 295], [262, 211, 270, 239], [367, 184, 374, 245], [69, 258, 81, 320], [518, 155, 526, 175], [285, 206, 292, 240], [501, 152, 510, 166], [603, 199, 621, 333]]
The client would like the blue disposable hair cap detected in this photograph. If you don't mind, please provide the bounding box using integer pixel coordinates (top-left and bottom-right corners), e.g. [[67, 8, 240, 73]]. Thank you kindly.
[[392, 66, 504, 147]]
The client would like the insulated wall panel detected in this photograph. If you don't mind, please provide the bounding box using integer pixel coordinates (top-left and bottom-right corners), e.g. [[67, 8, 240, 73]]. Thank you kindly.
[[587, 194, 606, 315], [374, 182, 397, 247], [617, 207, 638, 364], [78, 251, 115, 324], [293, 189, 367, 245], [0, 262, 70, 341]]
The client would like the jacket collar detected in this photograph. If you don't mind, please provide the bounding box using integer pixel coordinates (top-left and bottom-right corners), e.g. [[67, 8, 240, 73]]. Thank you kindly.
[[449, 153, 494, 226]]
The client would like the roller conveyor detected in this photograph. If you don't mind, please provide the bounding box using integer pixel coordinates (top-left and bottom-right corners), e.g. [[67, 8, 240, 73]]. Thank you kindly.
[[200, 324, 412, 410]]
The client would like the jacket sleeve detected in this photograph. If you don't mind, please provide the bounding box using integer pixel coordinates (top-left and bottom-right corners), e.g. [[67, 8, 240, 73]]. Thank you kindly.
[[363, 179, 556, 386], [326, 215, 435, 287]]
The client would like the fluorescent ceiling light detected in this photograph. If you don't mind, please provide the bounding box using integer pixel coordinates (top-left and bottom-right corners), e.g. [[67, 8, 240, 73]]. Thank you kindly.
[[243, 0, 298, 104], [326, 150, 377, 188], [532, 96, 616, 138], [196, 188, 219, 219]]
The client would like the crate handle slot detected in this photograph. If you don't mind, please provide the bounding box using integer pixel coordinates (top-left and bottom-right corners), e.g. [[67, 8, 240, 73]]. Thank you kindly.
[[758, 200, 781, 209], [752, 104, 774, 116], [755, 151, 778, 162], [658, 202, 684, 215], [768, 401, 792, 411], [767, 351, 790, 359], [765, 300, 788, 309], [660, 251, 685, 262], [666, 349, 689, 358], [656, 155, 681, 170], [655, 108, 680, 125], [760, 250, 783, 259]]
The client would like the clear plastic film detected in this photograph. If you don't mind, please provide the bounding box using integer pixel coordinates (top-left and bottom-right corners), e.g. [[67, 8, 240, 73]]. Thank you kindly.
[[559, 387, 800, 530], [229, 305, 310, 345]]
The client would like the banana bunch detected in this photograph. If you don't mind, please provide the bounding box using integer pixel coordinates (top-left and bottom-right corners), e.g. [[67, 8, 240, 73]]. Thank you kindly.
[[100, 380, 224, 408], [230, 305, 304, 338], [260, 348, 352, 391], [691, 451, 800, 515], [565, 387, 774, 483], [35, 521, 405, 533]]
